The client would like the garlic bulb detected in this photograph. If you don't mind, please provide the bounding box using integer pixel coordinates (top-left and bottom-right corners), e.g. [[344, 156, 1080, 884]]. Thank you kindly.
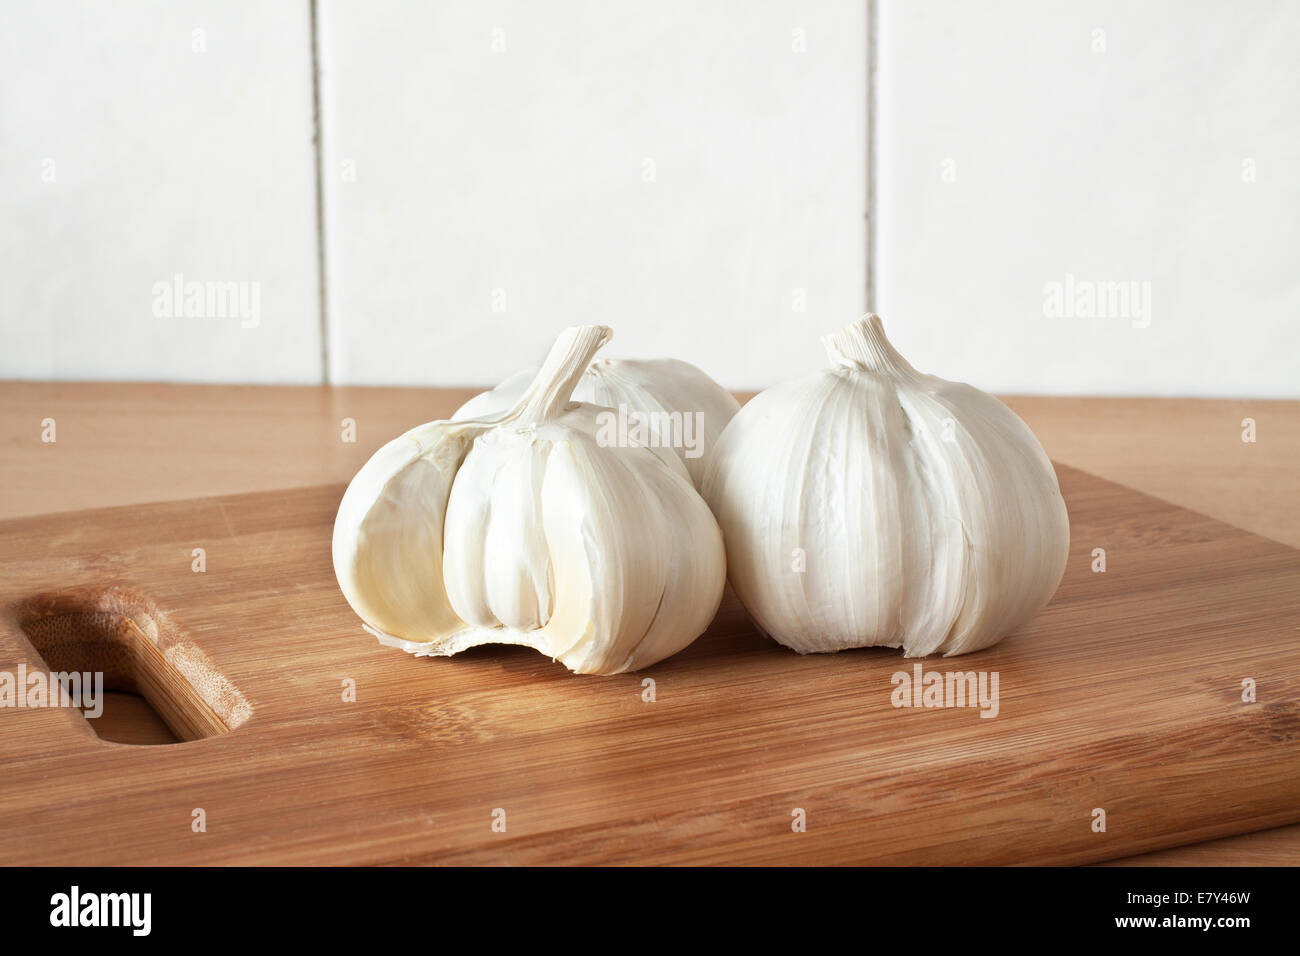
[[702, 315, 1069, 658], [333, 325, 726, 675], [453, 356, 740, 487]]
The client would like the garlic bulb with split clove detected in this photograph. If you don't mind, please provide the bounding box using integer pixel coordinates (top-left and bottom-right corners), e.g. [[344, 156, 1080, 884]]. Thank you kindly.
[[332, 325, 727, 675], [702, 314, 1070, 658], [453, 356, 740, 487]]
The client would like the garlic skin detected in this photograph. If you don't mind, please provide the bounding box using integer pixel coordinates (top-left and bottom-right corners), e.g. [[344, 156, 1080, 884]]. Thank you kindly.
[[332, 325, 726, 675], [701, 315, 1069, 658], [453, 357, 740, 487]]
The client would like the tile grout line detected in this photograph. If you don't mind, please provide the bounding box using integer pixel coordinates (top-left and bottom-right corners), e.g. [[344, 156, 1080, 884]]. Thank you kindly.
[[301, 4, 878, 371], [866, 0, 878, 311], [309, 0, 331, 384]]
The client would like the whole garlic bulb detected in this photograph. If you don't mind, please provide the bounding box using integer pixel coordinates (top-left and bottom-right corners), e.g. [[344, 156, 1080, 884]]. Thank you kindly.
[[702, 314, 1069, 658], [333, 325, 726, 675], [453, 356, 740, 487]]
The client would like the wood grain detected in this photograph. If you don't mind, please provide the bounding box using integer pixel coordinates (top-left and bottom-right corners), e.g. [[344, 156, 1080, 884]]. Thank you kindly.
[[17, 586, 247, 742], [1104, 824, 1300, 866], [0, 464, 1297, 865], [3, 384, 1296, 549], [1, 382, 1296, 864], [1003, 396, 1300, 551]]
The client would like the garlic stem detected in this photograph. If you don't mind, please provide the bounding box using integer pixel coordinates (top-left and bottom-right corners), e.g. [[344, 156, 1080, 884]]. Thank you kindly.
[[514, 325, 613, 422], [822, 314, 917, 377]]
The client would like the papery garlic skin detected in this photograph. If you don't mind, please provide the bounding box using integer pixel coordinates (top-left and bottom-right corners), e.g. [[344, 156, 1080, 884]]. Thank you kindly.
[[701, 315, 1069, 658], [333, 326, 726, 675], [453, 357, 740, 487]]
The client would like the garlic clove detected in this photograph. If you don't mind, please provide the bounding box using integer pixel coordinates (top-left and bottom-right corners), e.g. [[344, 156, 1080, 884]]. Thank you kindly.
[[452, 368, 534, 421], [441, 432, 555, 630], [537, 434, 726, 673], [331, 420, 483, 645]]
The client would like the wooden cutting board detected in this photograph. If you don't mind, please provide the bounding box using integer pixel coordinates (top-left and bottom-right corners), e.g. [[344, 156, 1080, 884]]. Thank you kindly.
[[0, 464, 1297, 865]]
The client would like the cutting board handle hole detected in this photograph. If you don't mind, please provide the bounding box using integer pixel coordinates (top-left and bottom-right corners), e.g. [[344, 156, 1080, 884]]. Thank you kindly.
[[14, 586, 252, 745]]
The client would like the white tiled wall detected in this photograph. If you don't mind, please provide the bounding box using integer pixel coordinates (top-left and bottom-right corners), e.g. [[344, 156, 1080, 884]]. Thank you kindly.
[[875, 0, 1300, 397], [317, 0, 867, 389], [0, 0, 322, 383], [2, 1, 1296, 396]]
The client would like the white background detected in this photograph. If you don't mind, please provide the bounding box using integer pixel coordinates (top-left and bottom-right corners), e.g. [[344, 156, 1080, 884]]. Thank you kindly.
[[1, 0, 1296, 396]]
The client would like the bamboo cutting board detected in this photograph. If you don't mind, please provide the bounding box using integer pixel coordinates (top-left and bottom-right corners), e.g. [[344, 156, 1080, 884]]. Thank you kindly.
[[0, 464, 1297, 865]]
